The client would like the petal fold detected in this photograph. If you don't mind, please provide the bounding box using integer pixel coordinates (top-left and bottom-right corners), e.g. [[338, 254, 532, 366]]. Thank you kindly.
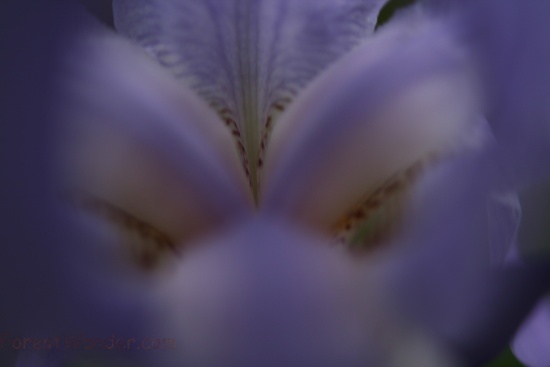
[[487, 191, 521, 264]]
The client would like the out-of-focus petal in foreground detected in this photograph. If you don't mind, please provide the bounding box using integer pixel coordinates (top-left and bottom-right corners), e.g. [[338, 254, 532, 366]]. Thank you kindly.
[[152, 216, 458, 367], [459, 1, 550, 365], [262, 13, 483, 234], [411, 2, 550, 364], [372, 153, 550, 366], [58, 19, 253, 253]]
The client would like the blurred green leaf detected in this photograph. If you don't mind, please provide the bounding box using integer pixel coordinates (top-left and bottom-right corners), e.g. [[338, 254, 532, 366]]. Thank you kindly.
[[485, 348, 525, 367], [375, 0, 417, 30]]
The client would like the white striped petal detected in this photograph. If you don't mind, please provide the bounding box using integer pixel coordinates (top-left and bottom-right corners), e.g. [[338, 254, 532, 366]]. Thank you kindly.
[[113, 0, 386, 195]]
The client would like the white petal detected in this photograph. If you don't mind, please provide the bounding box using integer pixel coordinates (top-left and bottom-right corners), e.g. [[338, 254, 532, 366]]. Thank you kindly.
[[262, 15, 482, 232]]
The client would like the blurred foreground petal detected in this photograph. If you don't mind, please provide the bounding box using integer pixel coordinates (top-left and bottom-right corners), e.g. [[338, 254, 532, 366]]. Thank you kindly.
[[153, 216, 458, 367], [375, 154, 550, 365], [263, 15, 482, 234], [58, 23, 253, 255]]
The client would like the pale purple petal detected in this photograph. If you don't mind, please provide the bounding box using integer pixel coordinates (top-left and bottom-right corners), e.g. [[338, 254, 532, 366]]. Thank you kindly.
[[513, 298, 550, 367], [373, 154, 550, 365]]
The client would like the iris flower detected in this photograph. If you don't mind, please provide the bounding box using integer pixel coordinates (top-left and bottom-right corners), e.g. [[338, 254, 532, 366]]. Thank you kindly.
[[65, 0, 483, 268], [2, 0, 550, 366]]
